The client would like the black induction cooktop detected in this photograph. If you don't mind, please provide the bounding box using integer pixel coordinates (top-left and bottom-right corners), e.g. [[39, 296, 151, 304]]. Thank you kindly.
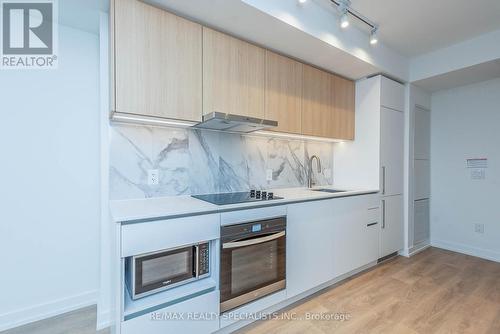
[[192, 190, 283, 205]]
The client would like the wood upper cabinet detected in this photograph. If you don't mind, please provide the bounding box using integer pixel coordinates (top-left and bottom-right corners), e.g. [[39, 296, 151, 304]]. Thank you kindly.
[[265, 51, 303, 134], [332, 76, 355, 140], [111, 1, 355, 138], [302, 64, 355, 139], [112, 0, 202, 122], [202, 27, 265, 118], [301, 64, 334, 138]]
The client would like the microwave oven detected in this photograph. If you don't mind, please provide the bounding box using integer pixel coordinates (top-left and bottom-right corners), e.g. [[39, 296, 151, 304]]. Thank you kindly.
[[125, 242, 210, 299]]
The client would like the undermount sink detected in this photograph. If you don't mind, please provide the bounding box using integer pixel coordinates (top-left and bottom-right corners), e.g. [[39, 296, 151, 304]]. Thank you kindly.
[[311, 189, 347, 193]]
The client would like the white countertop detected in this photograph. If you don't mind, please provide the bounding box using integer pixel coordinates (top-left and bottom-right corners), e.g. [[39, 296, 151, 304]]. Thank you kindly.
[[109, 187, 379, 223]]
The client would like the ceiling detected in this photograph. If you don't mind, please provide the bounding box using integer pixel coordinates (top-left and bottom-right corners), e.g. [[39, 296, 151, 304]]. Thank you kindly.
[[413, 59, 500, 92], [346, 0, 500, 57]]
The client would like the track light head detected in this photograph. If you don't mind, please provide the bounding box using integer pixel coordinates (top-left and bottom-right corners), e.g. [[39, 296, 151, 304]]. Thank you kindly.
[[338, 0, 350, 29], [340, 12, 349, 28], [370, 28, 378, 45]]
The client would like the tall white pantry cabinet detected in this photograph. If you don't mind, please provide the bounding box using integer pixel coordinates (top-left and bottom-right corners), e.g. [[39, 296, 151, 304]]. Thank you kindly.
[[334, 75, 405, 259], [379, 77, 405, 258]]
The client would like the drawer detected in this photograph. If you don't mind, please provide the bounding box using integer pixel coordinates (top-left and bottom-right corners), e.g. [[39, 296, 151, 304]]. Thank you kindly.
[[121, 214, 220, 257], [121, 290, 219, 334], [221, 205, 287, 226]]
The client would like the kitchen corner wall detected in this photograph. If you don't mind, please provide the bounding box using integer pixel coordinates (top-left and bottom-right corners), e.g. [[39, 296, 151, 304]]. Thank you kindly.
[[110, 124, 334, 200]]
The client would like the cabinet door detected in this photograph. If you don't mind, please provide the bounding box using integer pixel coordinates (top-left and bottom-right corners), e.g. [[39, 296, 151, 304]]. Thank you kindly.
[[380, 107, 404, 196], [203, 28, 265, 118], [414, 159, 430, 200], [113, 0, 202, 121], [287, 200, 335, 298], [333, 196, 379, 277], [332, 75, 355, 140], [380, 195, 404, 258], [380, 76, 405, 112], [414, 199, 430, 244], [121, 290, 219, 334], [265, 51, 302, 134], [414, 106, 431, 160], [302, 65, 334, 138]]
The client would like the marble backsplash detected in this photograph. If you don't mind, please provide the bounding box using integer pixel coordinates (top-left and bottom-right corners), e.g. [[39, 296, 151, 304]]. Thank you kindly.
[[110, 124, 334, 200]]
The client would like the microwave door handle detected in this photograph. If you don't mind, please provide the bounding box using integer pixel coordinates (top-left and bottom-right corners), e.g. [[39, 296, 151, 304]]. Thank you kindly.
[[222, 231, 285, 249], [194, 245, 199, 278]]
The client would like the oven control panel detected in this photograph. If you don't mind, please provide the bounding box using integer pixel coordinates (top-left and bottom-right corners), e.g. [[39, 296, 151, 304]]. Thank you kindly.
[[198, 242, 210, 276]]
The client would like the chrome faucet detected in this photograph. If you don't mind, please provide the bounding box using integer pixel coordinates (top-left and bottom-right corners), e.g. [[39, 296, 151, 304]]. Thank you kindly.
[[307, 155, 322, 188]]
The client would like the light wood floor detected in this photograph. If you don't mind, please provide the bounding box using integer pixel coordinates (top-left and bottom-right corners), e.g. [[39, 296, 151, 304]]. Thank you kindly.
[[238, 247, 500, 334], [2, 248, 499, 334], [0, 306, 109, 334]]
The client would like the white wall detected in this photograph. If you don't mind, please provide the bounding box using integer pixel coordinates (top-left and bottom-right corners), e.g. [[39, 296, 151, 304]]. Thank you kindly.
[[430, 78, 500, 262], [410, 29, 500, 82], [0, 25, 101, 330]]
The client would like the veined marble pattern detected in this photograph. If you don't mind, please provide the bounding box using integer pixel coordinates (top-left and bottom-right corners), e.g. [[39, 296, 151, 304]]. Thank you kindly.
[[110, 124, 334, 200]]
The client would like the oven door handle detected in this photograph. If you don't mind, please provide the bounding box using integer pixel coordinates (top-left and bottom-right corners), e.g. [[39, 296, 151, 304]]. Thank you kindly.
[[222, 231, 285, 249]]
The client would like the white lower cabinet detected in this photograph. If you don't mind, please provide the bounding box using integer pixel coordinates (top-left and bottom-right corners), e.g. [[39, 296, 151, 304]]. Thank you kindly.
[[287, 195, 380, 298], [286, 199, 336, 298], [333, 196, 380, 277], [121, 290, 219, 334], [379, 195, 404, 258]]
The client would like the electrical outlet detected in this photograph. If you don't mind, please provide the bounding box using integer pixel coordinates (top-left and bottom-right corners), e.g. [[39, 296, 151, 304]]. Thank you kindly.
[[474, 223, 484, 234], [148, 169, 159, 185], [266, 169, 273, 181]]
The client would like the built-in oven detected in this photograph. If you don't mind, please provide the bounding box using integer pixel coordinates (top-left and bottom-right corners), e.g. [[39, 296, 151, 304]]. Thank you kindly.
[[125, 242, 210, 300], [220, 217, 286, 313]]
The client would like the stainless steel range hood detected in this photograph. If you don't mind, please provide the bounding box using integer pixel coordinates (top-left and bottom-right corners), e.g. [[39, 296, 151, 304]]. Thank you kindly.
[[193, 112, 278, 133]]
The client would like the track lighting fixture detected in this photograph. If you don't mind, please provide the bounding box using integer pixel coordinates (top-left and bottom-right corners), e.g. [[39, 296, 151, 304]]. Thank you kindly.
[[297, 0, 380, 45], [338, 0, 350, 29], [340, 12, 349, 28], [370, 27, 378, 45]]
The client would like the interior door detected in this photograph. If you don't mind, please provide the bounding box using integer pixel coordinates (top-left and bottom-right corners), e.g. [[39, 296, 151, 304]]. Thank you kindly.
[[380, 107, 404, 196], [380, 195, 404, 258]]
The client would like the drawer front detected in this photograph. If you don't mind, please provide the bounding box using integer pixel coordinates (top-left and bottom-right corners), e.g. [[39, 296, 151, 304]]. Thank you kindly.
[[121, 290, 219, 334], [122, 214, 220, 257], [220, 205, 287, 226]]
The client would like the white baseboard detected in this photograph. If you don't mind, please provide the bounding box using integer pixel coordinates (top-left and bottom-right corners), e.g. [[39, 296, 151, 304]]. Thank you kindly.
[[431, 239, 500, 263], [0, 290, 98, 332], [409, 240, 431, 257]]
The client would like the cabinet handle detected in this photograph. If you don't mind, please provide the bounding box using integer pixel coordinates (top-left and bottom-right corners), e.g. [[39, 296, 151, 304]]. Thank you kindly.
[[367, 222, 378, 227], [382, 200, 386, 229], [381, 166, 386, 195]]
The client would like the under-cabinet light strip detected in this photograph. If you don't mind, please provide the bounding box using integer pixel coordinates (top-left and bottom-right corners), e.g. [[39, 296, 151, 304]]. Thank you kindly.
[[111, 112, 347, 143], [111, 112, 196, 128]]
